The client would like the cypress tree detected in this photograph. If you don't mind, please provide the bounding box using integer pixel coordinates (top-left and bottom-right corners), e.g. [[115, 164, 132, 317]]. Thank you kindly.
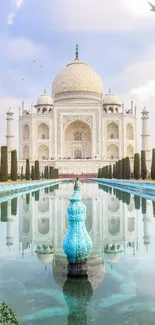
[[11, 198, 17, 216], [0, 146, 8, 181], [34, 160, 40, 180], [141, 150, 147, 180], [106, 166, 108, 178], [46, 166, 49, 179], [134, 153, 140, 180], [118, 160, 122, 179], [44, 166, 47, 179], [31, 166, 35, 180], [98, 168, 101, 178], [115, 162, 118, 179], [11, 150, 17, 181], [151, 149, 155, 180], [21, 166, 24, 180], [134, 195, 140, 210], [41, 171, 44, 180], [109, 165, 112, 179], [122, 158, 126, 179], [125, 157, 131, 180], [25, 159, 30, 180], [113, 164, 116, 178], [142, 197, 147, 214]]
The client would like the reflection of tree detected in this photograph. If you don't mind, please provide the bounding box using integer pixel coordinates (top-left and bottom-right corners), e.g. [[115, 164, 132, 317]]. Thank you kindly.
[[1, 201, 8, 222], [35, 190, 39, 202], [152, 201, 155, 217], [26, 193, 30, 205], [63, 276, 93, 325], [134, 195, 140, 210], [11, 198, 17, 216], [142, 197, 147, 214]]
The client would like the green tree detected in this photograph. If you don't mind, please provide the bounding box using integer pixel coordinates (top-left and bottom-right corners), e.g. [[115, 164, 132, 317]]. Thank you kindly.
[[141, 150, 147, 180], [31, 166, 35, 180], [0, 146, 8, 181], [21, 166, 24, 180], [109, 165, 112, 179], [25, 159, 30, 180], [134, 153, 140, 180], [115, 162, 118, 179], [118, 160, 122, 179], [49, 166, 53, 179], [122, 158, 126, 179], [11, 150, 17, 181], [34, 160, 40, 180], [113, 164, 116, 178], [151, 149, 155, 180], [105, 166, 108, 178], [125, 157, 131, 180]]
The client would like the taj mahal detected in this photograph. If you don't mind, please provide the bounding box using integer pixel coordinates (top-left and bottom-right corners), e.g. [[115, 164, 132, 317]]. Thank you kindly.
[[5, 45, 150, 175]]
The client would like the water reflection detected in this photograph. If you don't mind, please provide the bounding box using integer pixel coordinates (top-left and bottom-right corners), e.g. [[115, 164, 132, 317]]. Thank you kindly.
[[0, 182, 155, 324]]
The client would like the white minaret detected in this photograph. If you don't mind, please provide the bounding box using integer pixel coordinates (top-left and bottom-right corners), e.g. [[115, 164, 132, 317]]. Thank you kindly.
[[6, 107, 15, 161], [141, 106, 150, 161]]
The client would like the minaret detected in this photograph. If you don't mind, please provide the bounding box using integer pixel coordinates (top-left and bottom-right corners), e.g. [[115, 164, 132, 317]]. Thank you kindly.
[[6, 107, 15, 161], [141, 106, 150, 161]]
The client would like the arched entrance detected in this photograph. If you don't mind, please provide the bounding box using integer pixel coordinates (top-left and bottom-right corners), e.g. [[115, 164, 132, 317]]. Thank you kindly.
[[64, 120, 92, 159]]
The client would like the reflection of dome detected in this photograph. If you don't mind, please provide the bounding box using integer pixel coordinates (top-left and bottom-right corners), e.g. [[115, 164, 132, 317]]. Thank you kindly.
[[103, 89, 121, 106], [104, 244, 123, 265], [53, 254, 104, 289], [52, 46, 103, 102], [36, 90, 53, 106], [35, 245, 53, 264]]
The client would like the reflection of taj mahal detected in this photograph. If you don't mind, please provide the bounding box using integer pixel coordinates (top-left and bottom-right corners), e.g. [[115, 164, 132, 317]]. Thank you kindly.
[[6, 45, 151, 175]]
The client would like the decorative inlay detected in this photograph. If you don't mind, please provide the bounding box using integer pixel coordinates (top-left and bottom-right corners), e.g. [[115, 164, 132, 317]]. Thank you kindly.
[[63, 115, 93, 128]]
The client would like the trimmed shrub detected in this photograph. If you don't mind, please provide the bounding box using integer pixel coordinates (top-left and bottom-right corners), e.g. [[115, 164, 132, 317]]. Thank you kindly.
[[134, 153, 140, 180], [35, 160, 40, 180], [125, 157, 130, 180], [31, 166, 35, 180], [0, 146, 8, 181], [25, 159, 30, 180], [141, 150, 147, 180], [21, 166, 24, 180], [151, 149, 155, 180], [11, 150, 17, 181]]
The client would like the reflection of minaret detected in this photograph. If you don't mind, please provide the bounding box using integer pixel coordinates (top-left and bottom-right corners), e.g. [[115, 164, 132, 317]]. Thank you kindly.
[[6, 201, 14, 248], [141, 106, 151, 162], [6, 108, 15, 161], [143, 212, 151, 250]]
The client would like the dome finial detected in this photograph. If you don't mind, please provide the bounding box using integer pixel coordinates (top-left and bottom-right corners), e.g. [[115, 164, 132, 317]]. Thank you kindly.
[[44, 88, 46, 94], [109, 88, 111, 94], [75, 44, 79, 60]]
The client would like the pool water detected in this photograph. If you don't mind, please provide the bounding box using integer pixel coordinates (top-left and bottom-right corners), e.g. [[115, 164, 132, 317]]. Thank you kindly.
[[0, 181, 155, 324]]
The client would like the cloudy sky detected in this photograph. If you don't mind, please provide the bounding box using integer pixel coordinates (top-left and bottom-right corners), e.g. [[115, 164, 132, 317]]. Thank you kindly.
[[1, 0, 155, 151]]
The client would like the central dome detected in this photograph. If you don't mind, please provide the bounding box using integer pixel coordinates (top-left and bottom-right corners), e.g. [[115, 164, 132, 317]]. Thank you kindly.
[[52, 46, 103, 102]]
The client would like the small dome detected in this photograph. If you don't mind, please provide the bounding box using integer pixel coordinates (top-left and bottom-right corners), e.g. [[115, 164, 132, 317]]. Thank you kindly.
[[7, 107, 13, 114], [103, 89, 121, 106], [36, 89, 53, 106], [52, 45, 103, 102]]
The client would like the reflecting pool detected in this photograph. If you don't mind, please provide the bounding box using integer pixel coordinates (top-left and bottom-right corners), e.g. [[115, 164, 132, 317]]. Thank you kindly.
[[0, 181, 155, 324]]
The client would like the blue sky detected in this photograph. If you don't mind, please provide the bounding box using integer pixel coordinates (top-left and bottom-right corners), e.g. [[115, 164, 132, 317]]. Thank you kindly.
[[1, 0, 155, 150]]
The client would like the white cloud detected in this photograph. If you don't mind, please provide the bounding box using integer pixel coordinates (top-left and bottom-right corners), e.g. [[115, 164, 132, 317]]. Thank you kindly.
[[4, 38, 50, 61], [7, 0, 24, 24], [43, 0, 155, 32], [130, 81, 155, 102]]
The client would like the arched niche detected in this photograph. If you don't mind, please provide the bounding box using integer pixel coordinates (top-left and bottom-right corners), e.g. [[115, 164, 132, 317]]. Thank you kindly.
[[128, 217, 135, 232], [23, 218, 30, 234], [38, 218, 49, 235], [108, 196, 120, 212], [108, 107, 114, 113], [127, 144, 134, 158], [38, 199, 49, 213], [42, 107, 47, 114], [103, 107, 107, 113], [37, 123, 49, 140], [126, 123, 134, 140], [108, 217, 120, 236], [107, 144, 119, 159], [38, 144, 49, 160], [64, 120, 92, 159], [107, 122, 119, 139], [23, 124, 29, 140], [23, 145, 29, 159]]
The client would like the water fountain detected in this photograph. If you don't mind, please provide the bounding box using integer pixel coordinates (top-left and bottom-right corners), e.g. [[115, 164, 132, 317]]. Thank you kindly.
[[63, 178, 92, 276]]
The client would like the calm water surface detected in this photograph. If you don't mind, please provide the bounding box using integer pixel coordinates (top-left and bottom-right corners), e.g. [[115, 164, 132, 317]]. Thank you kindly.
[[0, 182, 155, 324]]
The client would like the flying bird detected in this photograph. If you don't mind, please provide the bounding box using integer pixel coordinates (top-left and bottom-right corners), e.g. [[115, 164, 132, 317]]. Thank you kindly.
[[22, 78, 24, 81], [40, 65, 43, 68], [148, 2, 155, 11], [33, 60, 36, 63]]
